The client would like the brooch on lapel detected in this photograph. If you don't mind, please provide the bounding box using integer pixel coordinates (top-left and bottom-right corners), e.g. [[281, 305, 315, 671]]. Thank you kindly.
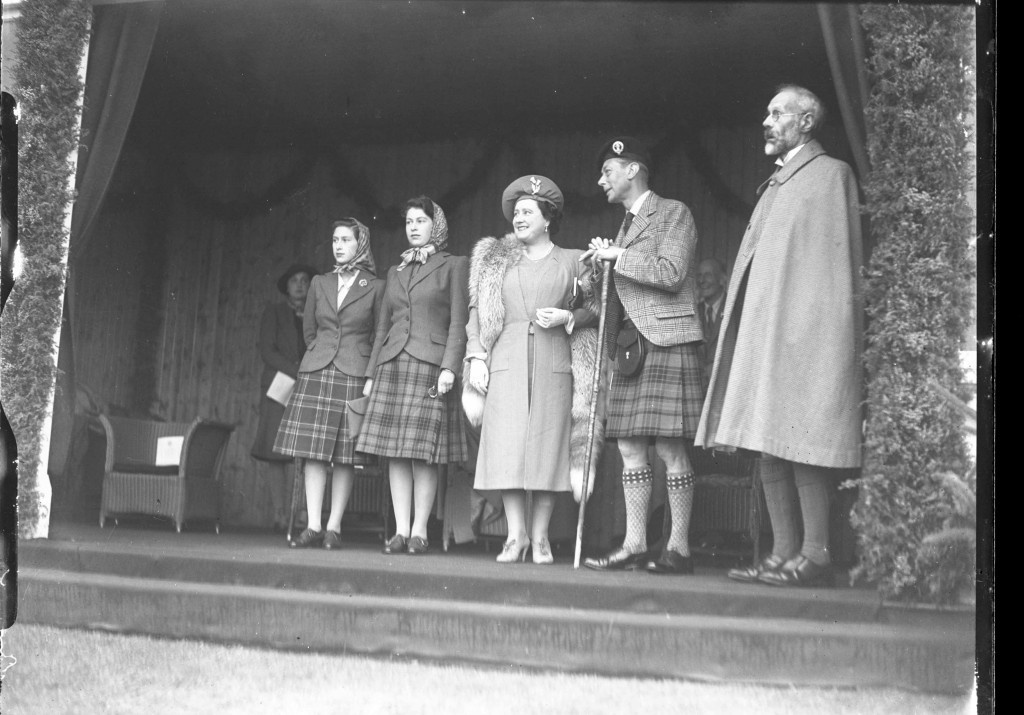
[[359, 279, 368, 287]]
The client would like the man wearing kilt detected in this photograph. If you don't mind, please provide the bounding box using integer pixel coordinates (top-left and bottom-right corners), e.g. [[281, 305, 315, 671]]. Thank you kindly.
[[581, 137, 705, 575]]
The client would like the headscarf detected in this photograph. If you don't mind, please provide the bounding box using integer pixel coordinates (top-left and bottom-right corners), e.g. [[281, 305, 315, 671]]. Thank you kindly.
[[396, 200, 449, 271], [333, 218, 377, 277]]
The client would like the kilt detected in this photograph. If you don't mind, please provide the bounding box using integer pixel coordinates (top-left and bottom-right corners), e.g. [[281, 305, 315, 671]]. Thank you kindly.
[[251, 397, 290, 462], [606, 339, 704, 439], [357, 351, 468, 464], [273, 364, 372, 465]]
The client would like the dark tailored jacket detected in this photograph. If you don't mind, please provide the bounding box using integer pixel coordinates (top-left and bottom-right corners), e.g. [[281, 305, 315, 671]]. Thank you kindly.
[[258, 302, 306, 391], [697, 295, 725, 384], [608, 191, 703, 351], [299, 270, 386, 377], [366, 251, 470, 377]]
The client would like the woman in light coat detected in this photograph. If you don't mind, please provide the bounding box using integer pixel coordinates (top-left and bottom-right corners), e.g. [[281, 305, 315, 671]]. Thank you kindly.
[[463, 175, 600, 564]]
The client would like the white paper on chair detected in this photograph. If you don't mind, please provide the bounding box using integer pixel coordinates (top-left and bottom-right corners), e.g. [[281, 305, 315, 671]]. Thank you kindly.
[[155, 436, 184, 466], [267, 371, 295, 405]]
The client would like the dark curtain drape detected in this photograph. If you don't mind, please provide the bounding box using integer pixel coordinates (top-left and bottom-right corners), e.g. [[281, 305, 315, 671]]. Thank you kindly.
[[817, 3, 872, 181], [48, 1, 163, 482]]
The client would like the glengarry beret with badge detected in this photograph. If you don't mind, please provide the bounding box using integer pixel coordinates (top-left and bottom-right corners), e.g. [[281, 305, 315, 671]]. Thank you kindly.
[[501, 175, 565, 223], [597, 136, 652, 174]]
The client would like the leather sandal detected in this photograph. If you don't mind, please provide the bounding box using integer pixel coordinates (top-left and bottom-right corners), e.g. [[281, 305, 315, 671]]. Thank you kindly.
[[758, 555, 835, 588], [727, 553, 787, 583]]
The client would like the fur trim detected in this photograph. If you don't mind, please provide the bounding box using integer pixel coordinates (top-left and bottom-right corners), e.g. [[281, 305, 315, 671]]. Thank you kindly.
[[467, 235, 522, 352], [568, 327, 606, 503], [463, 235, 605, 502]]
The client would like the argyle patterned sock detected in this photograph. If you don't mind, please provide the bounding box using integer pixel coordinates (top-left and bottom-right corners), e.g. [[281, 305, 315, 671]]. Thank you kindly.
[[665, 472, 696, 556], [621, 466, 653, 553]]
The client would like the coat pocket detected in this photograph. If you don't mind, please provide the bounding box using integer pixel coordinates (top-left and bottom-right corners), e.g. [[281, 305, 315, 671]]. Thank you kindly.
[[651, 303, 694, 319], [430, 332, 448, 345]]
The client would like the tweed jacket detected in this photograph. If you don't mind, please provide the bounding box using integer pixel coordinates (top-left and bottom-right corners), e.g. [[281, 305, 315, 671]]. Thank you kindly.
[[366, 251, 470, 376], [695, 140, 864, 468], [607, 192, 703, 351], [299, 270, 385, 377], [258, 302, 306, 391]]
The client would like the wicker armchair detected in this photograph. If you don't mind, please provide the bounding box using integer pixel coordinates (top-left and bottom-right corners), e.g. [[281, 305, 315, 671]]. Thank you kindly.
[[98, 415, 234, 533]]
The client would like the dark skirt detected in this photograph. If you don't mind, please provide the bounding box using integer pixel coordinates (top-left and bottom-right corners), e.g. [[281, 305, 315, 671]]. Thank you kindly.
[[357, 351, 468, 464], [251, 396, 290, 462], [273, 364, 372, 465], [606, 340, 704, 439]]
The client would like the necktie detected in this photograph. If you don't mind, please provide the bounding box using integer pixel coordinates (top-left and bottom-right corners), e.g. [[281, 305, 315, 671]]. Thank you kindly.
[[705, 303, 714, 327], [621, 212, 634, 235]]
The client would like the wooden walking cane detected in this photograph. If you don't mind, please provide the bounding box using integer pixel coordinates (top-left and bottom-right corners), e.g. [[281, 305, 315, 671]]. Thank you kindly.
[[574, 260, 612, 569], [286, 457, 303, 542]]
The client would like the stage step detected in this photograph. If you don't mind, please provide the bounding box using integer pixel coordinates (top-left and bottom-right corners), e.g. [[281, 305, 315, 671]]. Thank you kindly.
[[17, 532, 975, 694]]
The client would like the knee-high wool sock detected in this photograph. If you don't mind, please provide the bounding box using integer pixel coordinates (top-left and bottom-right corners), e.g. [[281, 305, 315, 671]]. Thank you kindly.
[[758, 456, 800, 561], [665, 472, 696, 556], [621, 466, 653, 553], [792, 462, 833, 566]]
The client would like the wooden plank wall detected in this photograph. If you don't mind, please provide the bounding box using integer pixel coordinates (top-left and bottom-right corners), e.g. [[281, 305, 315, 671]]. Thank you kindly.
[[75, 125, 778, 527]]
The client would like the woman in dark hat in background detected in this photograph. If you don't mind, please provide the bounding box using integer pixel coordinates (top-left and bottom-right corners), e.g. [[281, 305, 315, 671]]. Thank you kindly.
[[273, 219, 385, 549], [358, 196, 470, 556], [462, 176, 601, 564], [251, 262, 317, 531]]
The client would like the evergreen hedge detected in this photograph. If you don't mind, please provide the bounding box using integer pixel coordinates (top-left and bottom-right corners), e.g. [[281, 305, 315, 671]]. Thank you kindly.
[[1, 0, 90, 536], [852, 4, 976, 604]]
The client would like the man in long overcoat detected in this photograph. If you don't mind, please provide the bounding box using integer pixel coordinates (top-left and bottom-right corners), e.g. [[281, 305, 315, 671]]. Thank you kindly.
[[695, 85, 864, 588], [581, 137, 705, 575]]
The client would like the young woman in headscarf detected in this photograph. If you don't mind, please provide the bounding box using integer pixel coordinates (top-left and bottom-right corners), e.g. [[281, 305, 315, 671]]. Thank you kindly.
[[462, 175, 602, 564], [273, 218, 385, 550], [358, 196, 470, 555]]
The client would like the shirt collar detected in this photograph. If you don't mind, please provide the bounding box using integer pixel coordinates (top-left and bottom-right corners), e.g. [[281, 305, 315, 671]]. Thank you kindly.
[[627, 190, 652, 217], [775, 142, 808, 168]]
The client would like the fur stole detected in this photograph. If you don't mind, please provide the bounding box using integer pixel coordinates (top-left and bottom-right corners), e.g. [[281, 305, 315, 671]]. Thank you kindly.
[[462, 234, 605, 503]]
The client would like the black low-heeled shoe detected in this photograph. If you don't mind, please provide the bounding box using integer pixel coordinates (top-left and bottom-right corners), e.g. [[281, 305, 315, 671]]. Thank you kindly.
[[758, 555, 835, 588], [407, 536, 430, 555], [289, 528, 324, 549], [322, 530, 342, 550], [583, 547, 649, 571], [645, 549, 694, 575], [727, 553, 787, 583], [382, 534, 408, 554]]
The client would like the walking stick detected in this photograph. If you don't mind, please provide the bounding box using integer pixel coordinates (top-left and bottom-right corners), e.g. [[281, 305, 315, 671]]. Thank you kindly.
[[574, 260, 612, 569], [286, 457, 303, 542]]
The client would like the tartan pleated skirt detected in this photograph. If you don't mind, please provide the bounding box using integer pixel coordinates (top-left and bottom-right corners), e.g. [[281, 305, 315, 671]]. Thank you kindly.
[[273, 364, 372, 465], [606, 340, 704, 439], [357, 351, 468, 464]]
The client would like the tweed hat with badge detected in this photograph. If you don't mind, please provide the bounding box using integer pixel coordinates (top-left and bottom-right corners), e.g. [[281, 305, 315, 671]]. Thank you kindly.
[[501, 175, 564, 224], [597, 136, 652, 176]]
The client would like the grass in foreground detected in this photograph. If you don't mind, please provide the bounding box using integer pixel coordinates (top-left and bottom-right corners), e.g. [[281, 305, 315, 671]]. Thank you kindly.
[[1, 624, 971, 715]]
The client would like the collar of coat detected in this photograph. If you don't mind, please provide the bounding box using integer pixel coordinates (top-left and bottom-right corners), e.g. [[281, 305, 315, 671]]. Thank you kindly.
[[773, 139, 827, 186], [619, 191, 663, 247], [468, 234, 524, 352]]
